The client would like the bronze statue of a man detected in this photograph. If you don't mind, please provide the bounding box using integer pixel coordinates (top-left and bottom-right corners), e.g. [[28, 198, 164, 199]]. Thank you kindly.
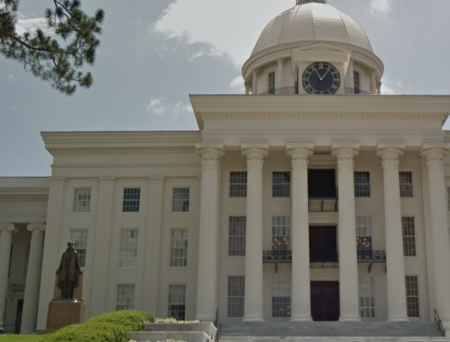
[[56, 241, 82, 299]]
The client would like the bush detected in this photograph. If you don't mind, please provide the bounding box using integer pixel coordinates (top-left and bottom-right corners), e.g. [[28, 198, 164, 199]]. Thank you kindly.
[[87, 310, 154, 331], [40, 322, 129, 342]]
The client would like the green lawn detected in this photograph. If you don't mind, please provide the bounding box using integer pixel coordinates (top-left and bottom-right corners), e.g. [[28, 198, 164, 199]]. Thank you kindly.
[[0, 336, 42, 342]]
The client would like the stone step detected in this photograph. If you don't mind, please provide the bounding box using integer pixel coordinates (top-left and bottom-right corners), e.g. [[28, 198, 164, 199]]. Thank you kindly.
[[219, 321, 443, 337]]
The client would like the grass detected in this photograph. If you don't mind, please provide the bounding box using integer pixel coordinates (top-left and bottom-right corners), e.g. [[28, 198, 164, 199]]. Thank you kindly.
[[0, 336, 42, 342]]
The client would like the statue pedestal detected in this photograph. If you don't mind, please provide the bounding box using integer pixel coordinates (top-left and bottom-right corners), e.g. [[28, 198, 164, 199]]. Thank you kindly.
[[45, 300, 85, 332]]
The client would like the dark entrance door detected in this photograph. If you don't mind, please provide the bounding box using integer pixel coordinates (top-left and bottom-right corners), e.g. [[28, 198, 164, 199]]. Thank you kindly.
[[309, 226, 338, 262], [14, 299, 23, 334], [311, 282, 340, 321]]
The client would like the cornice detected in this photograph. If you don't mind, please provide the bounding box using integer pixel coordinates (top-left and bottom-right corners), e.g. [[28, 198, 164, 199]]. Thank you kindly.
[[202, 130, 444, 136], [0, 194, 49, 202], [52, 162, 202, 169], [47, 147, 197, 156]]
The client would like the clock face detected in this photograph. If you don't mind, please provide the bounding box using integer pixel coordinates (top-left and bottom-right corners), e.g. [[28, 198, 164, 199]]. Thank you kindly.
[[302, 62, 341, 95]]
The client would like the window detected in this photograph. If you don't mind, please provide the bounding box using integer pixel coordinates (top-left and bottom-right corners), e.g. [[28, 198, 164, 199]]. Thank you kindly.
[[172, 188, 190, 212], [399, 172, 413, 197], [168, 285, 186, 320], [402, 217, 416, 257], [354, 71, 360, 94], [228, 276, 245, 318], [229, 217, 246, 256], [119, 230, 138, 268], [406, 276, 420, 317], [273, 172, 291, 197], [73, 188, 91, 213], [70, 229, 88, 267], [116, 285, 135, 311], [354, 172, 371, 197], [269, 72, 276, 94], [272, 275, 291, 317], [230, 172, 247, 197], [123, 188, 141, 212], [359, 276, 375, 318], [272, 216, 290, 251], [356, 216, 372, 250], [170, 229, 188, 267]]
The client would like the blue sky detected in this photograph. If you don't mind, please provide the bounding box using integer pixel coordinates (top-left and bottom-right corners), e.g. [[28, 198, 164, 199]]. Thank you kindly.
[[1, 0, 450, 176]]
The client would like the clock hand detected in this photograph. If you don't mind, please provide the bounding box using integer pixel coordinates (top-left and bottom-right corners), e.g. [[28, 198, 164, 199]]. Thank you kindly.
[[321, 67, 331, 80], [314, 69, 323, 81]]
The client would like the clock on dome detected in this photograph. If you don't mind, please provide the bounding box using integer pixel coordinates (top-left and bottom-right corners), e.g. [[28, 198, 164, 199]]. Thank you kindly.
[[302, 62, 341, 95]]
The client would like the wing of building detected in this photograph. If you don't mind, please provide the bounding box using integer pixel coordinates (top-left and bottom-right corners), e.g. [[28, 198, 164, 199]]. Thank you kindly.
[[2, 0, 450, 338]]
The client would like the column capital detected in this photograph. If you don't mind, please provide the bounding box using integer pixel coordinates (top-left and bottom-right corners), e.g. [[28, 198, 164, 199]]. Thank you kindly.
[[286, 144, 314, 168], [0, 224, 18, 233], [331, 143, 360, 158], [27, 223, 46, 233], [376, 144, 405, 168], [242, 144, 269, 169], [276, 58, 285, 66], [420, 143, 450, 160], [197, 143, 224, 169], [252, 67, 260, 75]]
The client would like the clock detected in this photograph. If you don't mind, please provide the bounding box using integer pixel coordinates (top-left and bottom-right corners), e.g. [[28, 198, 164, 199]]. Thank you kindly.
[[302, 62, 341, 95]]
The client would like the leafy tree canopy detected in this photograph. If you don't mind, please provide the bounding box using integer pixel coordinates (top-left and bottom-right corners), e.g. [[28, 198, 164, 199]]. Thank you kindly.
[[0, 0, 104, 95]]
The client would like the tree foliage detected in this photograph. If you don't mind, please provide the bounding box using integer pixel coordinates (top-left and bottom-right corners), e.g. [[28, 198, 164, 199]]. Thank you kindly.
[[0, 0, 104, 95]]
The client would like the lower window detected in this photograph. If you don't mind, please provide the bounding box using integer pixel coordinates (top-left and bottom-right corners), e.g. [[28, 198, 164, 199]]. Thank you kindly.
[[358, 276, 375, 318], [272, 275, 291, 317], [168, 285, 186, 320], [116, 285, 135, 311], [406, 276, 420, 317], [228, 276, 245, 318]]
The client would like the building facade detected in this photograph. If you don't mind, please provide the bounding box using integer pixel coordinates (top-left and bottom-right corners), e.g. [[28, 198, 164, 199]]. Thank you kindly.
[[1, 0, 450, 335]]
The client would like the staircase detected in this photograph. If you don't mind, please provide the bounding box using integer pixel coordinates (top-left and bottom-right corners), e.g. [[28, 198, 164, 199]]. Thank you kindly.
[[220, 321, 444, 339]]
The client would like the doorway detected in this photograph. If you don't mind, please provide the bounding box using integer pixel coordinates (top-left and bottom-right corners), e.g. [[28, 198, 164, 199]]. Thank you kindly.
[[14, 299, 23, 334], [311, 282, 340, 321], [309, 226, 338, 263]]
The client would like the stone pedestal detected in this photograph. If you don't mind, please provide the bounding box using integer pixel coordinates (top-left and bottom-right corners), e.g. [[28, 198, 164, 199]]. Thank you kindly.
[[46, 300, 85, 332]]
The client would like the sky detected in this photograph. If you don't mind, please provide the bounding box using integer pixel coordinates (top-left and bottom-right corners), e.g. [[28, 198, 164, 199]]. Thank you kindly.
[[1, 0, 450, 176]]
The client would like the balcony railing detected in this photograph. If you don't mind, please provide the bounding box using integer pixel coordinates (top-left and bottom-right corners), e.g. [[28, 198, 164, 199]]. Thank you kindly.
[[345, 87, 371, 95], [262, 249, 386, 264], [257, 87, 371, 96]]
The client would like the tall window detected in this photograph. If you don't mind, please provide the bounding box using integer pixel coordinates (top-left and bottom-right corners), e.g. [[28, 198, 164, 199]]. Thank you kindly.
[[168, 285, 186, 320], [399, 172, 413, 197], [272, 275, 291, 317], [172, 188, 190, 212], [356, 216, 372, 250], [73, 188, 91, 213], [272, 216, 290, 251], [402, 217, 416, 257], [116, 285, 135, 311], [123, 188, 141, 212], [354, 172, 371, 197], [228, 276, 245, 318], [359, 276, 375, 318], [119, 230, 138, 268], [406, 276, 420, 317], [354, 71, 360, 94], [229, 217, 246, 256], [269, 72, 276, 94], [70, 229, 88, 267], [273, 172, 291, 197], [230, 172, 247, 197], [170, 229, 188, 267]]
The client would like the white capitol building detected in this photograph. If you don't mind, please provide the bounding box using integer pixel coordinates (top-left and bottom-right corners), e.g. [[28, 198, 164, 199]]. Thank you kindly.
[[2, 0, 450, 339]]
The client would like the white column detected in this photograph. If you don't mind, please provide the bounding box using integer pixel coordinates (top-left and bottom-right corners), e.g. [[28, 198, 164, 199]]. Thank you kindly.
[[245, 84, 250, 95], [347, 58, 354, 90], [242, 143, 268, 322], [331, 144, 361, 321], [37, 177, 65, 330], [287, 144, 313, 321], [195, 144, 224, 322], [143, 176, 165, 315], [377, 81, 382, 95], [252, 68, 259, 95], [21, 224, 46, 333], [90, 176, 115, 317], [370, 69, 377, 95], [376, 144, 409, 321], [0, 224, 17, 320], [277, 58, 284, 90], [420, 144, 450, 328]]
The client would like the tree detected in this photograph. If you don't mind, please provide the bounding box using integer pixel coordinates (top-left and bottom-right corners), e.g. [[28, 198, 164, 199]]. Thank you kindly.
[[0, 0, 104, 95]]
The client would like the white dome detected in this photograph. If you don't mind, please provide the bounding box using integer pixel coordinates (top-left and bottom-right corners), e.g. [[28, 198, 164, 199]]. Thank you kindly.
[[252, 3, 373, 56]]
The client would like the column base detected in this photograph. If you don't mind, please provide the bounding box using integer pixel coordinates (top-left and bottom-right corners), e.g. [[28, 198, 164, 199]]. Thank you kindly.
[[339, 316, 361, 322], [242, 316, 265, 322], [290, 316, 313, 322], [387, 317, 409, 322]]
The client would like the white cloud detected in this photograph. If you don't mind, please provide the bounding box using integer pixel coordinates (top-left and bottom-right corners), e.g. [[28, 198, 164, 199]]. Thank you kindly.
[[229, 76, 245, 93], [127, 19, 142, 26], [16, 17, 53, 36], [7, 74, 15, 81], [146, 97, 193, 118], [381, 77, 407, 95], [370, 0, 392, 17]]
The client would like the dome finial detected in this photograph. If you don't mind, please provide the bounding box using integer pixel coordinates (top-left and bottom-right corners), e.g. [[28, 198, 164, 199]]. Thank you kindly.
[[296, 0, 327, 4]]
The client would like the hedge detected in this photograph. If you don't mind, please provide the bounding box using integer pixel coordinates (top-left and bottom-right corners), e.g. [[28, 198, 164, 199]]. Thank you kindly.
[[87, 311, 154, 331]]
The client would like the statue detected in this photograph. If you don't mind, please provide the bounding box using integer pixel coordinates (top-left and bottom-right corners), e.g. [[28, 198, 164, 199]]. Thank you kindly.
[[56, 241, 82, 299]]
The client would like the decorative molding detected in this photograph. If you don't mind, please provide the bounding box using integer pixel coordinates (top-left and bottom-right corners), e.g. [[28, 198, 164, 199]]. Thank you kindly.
[[202, 130, 444, 136], [27, 223, 46, 232], [52, 162, 202, 169], [47, 147, 197, 155], [0, 224, 17, 233], [0, 194, 49, 202]]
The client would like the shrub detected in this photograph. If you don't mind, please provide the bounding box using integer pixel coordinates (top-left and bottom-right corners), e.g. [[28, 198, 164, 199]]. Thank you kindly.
[[87, 310, 154, 331], [40, 322, 129, 342]]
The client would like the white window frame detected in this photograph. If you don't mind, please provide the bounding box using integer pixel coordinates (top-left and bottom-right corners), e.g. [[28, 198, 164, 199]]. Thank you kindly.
[[399, 171, 414, 198], [230, 171, 247, 198], [272, 171, 291, 198], [227, 276, 245, 318], [168, 284, 187, 321], [119, 229, 139, 268], [354, 171, 371, 197], [272, 275, 292, 318], [402, 217, 417, 257], [70, 229, 88, 268], [228, 216, 246, 256], [405, 275, 420, 318], [354, 71, 361, 94], [356, 216, 373, 251], [268, 71, 276, 94], [272, 216, 291, 251], [359, 276, 375, 319], [172, 187, 190, 213], [170, 229, 189, 268], [73, 188, 92, 213], [122, 187, 141, 213], [116, 284, 135, 311]]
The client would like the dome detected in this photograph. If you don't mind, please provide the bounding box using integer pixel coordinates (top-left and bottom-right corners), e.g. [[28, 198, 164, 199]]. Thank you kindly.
[[251, 3, 373, 57]]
